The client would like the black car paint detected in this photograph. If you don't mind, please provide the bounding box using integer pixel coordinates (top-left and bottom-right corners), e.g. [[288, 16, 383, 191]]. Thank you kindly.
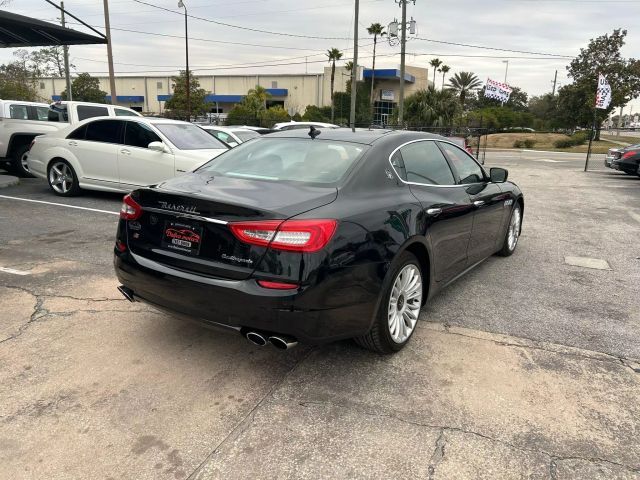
[[114, 130, 523, 344], [611, 146, 640, 175]]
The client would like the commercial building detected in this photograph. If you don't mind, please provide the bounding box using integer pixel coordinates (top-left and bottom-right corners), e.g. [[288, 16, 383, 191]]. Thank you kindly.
[[37, 65, 429, 123]]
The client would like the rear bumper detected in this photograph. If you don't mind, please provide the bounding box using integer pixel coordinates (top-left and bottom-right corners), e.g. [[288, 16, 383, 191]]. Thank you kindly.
[[612, 159, 639, 173], [114, 250, 382, 344]]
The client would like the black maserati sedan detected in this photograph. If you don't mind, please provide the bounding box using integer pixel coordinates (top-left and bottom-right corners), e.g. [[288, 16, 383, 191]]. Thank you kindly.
[[114, 129, 523, 353]]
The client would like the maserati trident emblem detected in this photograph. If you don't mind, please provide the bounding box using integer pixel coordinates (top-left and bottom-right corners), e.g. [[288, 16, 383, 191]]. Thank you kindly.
[[158, 201, 200, 215]]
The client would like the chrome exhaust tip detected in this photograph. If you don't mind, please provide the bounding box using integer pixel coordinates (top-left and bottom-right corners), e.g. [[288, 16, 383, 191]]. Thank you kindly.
[[117, 285, 135, 302], [245, 331, 268, 347], [268, 335, 298, 350]]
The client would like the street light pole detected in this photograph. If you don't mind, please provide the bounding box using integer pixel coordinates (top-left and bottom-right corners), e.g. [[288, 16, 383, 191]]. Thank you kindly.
[[349, 0, 359, 131], [398, 0, 407, 127], [503, 59, 509, 84], [178, 0, 190, 121], [103, 0, 117, 104]]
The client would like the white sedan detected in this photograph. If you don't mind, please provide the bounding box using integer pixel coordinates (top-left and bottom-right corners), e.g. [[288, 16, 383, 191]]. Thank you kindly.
[[200, 125, 260, 147], [28, 117, 228, 196]]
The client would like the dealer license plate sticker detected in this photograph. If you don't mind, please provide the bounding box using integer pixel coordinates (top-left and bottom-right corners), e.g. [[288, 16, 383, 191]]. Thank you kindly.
[[161, 221, 203, 256]]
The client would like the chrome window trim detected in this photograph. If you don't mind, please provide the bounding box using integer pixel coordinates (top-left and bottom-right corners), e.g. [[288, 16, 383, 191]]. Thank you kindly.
[[388, 138, 486, 188], [143, 206, 228, 225]]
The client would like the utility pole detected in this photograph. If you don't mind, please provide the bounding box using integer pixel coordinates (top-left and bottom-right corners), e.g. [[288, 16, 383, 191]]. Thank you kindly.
[[178, 0, 190, 121], [60, 2, 72, 100], [397, 0, 408, 127], [349, 0, 359, 131], [103, 0, 117, 104], [551, 69, 558, 96], [503, 60, 509, 83]]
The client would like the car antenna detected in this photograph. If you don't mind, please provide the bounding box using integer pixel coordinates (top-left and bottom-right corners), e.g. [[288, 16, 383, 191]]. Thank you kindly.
[[308, 125, 320, 139]]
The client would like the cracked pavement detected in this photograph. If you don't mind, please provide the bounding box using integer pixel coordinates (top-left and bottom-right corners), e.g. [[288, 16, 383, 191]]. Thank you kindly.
[[1, 152, 640, 479]]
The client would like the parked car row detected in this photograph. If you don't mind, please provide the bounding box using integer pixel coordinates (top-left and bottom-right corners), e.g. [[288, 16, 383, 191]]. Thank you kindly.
[[605, 144, 640, 176]]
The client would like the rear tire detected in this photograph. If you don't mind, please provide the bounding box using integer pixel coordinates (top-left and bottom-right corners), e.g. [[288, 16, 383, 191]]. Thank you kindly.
[[11, 145, 34, 178], [497, 204, 521, 257], [47, 159, 81, 196], [355, 251, 423, 354]]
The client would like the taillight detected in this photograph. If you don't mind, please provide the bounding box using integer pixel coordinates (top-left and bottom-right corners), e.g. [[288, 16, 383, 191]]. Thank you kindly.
[[229, 219, 337, 252], [120, 194, 142, 220], [622, 151, 637, 159]]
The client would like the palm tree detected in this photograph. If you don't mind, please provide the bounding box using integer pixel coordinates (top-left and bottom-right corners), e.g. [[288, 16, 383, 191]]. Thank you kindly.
[[447, 71, 482, 108], [367, 23, 386, 106], [429, 58, 442, 89], [439, 65, 450, 90], [247, 85, 270, 111], [404, 86, 461, 127], [327, 47, 343, 123]]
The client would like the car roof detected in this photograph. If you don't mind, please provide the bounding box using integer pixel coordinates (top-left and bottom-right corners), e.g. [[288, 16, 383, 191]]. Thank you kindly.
[[264, 128, 447, 145]]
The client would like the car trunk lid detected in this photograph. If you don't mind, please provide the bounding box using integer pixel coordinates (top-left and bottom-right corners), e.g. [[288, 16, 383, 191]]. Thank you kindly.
[[126, 172, 337, 280]]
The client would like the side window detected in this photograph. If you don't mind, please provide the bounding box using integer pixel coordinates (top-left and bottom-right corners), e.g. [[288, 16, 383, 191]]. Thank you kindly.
[[9, 105, 29, 120], [398, 141, 456, 185], [115, 108, 139, 117], [67, 124, 87, 140], [84, 120, 123, 144], [439, 142, 484, 184], [35, 107, 50, 121], [48, 105, 68, 122], [124, 121, 161, 148], [77, 105, 109, 121], [210, 130, 231, 143]]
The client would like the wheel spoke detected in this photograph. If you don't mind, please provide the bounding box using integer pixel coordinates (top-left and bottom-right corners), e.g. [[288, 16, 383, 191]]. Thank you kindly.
[[52, 166, 63, 176], [387, 263, 423, 344]]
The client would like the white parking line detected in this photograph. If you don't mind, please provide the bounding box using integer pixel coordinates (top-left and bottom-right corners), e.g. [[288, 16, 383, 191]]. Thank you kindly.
[[0, 195, 119, 216], [0, 266, 31, 275]]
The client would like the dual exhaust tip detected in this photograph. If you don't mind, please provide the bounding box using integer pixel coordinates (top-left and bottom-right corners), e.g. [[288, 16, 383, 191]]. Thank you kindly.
[[245, 331, 298, 350]]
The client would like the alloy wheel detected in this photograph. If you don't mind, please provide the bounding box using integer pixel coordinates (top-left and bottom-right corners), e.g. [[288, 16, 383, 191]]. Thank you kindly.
[[49, 162, 74, 194], [20, 151, 30, 173], [388, 264, 422, 344], [507, 207, 521, 251]]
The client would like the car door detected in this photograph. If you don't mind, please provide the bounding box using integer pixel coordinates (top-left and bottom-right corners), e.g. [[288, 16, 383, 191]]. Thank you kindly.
[[119, 121, 174, 188], [392, 140, 475, 283], [69, 119, 123, 186], [438, 141, 506, 265]]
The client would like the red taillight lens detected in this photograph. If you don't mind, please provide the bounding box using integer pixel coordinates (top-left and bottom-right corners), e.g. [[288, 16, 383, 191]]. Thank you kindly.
[[229, 219, 337, 252], [622, 151, 637, 159], [257, 280, 299, 290], [115, 239, 127, 252], [120, 194, 142, 220]]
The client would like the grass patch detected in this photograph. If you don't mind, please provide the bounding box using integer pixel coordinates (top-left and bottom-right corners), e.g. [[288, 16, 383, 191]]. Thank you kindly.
[[601, 134, 640, 145], [484, 132, 610, 153]]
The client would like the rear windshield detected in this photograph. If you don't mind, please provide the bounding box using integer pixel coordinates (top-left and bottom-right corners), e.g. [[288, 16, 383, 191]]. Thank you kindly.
[[154, 123, 227, 150], [198, 138, 367, 185]]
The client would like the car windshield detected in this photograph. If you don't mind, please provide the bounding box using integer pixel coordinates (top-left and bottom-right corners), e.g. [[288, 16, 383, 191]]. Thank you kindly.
[[154, 123, 227, 150], [233, 130, 260, 142], [198, 138, 368, 185]]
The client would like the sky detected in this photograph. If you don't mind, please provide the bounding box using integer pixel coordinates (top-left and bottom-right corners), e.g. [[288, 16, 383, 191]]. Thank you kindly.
[[2, 0, 640, 114]]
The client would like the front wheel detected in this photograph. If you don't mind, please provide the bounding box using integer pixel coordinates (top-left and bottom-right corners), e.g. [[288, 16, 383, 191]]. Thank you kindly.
[[497, 204, 521, 257], [355, 251, 423, 354], [47, 160, 81, 196]]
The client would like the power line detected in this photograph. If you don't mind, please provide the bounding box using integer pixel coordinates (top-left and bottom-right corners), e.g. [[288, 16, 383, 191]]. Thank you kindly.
[[131, 0, 357, 40], [413, 37, 574, 58]]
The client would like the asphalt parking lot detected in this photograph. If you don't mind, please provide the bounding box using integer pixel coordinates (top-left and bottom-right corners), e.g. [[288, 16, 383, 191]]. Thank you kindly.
[[1, 150, 639, 479]]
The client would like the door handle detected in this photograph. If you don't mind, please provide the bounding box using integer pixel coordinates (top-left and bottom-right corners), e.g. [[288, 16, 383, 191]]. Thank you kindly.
[[426, 208, 442, 216], [120, 149, 131, 155], [176, 169, 186, 173], [68, 140, 78, 146], [473, 200, 485, 208]]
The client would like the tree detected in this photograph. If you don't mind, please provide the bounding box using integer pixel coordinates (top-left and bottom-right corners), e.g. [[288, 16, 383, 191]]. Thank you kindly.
[[429, 58, 442, 89], [244, 85, 271, 114], [403, 86, 461, 127], [334, 80, 372, 126], [447, 71, 482, 108], [367, 23, 386, 106], [29, 47, 73, 77], [565, 29, 640, 138], [260, 105, 290, 128], [327, 47, 343, 122], [61, 73, 107, 102], [0, 61, 38, 101], [439, 65, 450, 90], [302, 105, 332, 122], [165, 70, 210, 119]]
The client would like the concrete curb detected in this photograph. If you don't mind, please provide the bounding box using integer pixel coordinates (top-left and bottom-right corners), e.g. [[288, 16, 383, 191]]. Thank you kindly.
[[0, 175, 19, 189]]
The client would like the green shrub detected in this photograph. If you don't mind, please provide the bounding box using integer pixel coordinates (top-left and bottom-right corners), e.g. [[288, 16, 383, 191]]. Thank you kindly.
[[554, 138, 574, 148], [513, 139, 536, 149]]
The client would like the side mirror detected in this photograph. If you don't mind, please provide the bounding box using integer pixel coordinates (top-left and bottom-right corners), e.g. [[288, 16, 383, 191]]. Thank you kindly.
[[148, 141, 169, 153], [490, 167, 508, 183]]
